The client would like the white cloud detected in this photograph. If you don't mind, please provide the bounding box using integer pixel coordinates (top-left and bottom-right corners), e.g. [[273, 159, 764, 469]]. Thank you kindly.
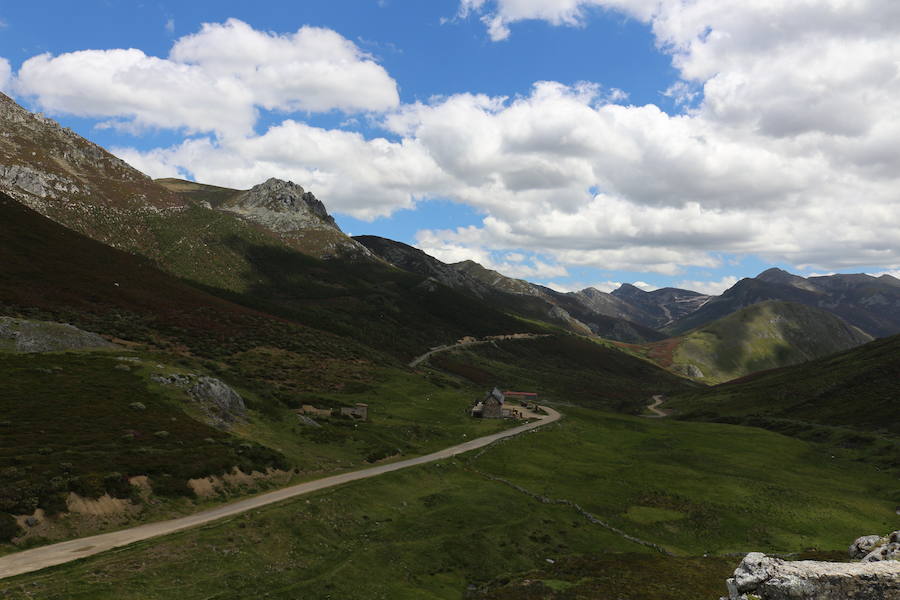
[[14, 19, 399, 137], [16, 6, 899, 280], [117, 119, 446, 219], [165, 19, 175, 34], [673, 276, 738, 296], [0, 58, 10, 93]]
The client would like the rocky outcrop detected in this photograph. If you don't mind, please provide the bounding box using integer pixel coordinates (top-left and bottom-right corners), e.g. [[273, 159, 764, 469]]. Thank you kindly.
[[219, 177, 373, 259], [223, 178, 339, 233], [722, 532, 900, 599], [151, 373, 246, 428], [0, 317, 118, 353], [189, 376, 247, 425]]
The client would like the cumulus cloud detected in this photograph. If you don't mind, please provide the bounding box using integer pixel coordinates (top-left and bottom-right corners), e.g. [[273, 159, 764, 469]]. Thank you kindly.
[[14, 19, 399, 136], [0, 58, 11, 93], [116, 119, 446, 219], [19, 5, 900, 280]]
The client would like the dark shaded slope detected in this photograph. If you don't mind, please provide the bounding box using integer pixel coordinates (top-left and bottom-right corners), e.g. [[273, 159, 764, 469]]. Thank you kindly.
[[357, 236, 665, 343], [0, 193, 536, 362], [0, 192, 310, 356], [670, 333, 900, 434]]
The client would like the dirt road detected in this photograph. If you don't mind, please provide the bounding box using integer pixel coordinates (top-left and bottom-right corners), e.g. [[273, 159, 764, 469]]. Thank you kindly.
[[0, 407, 561, 580], [408, 333, 548, 368], [645, 395, 669, 417]]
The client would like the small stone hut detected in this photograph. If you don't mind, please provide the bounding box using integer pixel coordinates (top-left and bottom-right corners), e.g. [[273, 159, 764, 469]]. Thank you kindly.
[[340, 403, 368, 420], [471, 387, 505, 419]]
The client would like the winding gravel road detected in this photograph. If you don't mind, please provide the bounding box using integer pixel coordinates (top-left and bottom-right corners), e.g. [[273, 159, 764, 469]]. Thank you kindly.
[[0, 406, 560, 580]]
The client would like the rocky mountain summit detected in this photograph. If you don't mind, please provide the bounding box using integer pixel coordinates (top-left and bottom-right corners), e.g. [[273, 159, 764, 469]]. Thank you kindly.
[[222, 178, 338, 232], [157, 177, 372, 260]]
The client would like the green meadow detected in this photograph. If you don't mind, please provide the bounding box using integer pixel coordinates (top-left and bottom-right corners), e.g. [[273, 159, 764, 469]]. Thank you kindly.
[[1, 406, 894, 599]]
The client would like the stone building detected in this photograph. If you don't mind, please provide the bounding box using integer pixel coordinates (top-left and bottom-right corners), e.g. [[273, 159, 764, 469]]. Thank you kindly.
[[471, 388, 505, 418], [340, 403, 369, 420]]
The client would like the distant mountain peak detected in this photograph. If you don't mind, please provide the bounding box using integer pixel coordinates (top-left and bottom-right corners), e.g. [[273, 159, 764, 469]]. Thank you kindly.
[[224, 178, 339, 232], [611, 283, 647, 297]]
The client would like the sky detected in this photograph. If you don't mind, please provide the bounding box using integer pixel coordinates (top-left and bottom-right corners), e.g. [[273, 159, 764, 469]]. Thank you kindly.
[[1, 0, 899, 295]]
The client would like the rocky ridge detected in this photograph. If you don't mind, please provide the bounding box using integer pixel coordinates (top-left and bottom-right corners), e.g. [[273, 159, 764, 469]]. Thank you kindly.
[[0, 93, 186, 258]]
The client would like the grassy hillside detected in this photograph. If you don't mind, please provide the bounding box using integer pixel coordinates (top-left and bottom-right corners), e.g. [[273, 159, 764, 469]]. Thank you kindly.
[[430, 334, 698, 413], [1, 408, 895, 599], [667, 333, 900, 475], [663, 300, 871, 383], [669, 333, 900, 435]]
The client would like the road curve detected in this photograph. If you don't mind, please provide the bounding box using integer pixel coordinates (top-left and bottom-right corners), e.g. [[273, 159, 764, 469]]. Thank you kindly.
[[0, 407, 561, 580], [645, 395, 669, 418], [408, 333, 549, 368]]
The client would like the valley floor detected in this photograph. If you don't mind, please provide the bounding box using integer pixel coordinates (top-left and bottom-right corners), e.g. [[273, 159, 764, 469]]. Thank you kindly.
[[0, 408, 560, 579]]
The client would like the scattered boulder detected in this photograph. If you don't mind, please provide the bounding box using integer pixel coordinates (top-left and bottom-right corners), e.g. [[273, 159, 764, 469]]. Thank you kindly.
[[850, 535, 883, 559], [296, 415, 321, 428], [862, 531, 900, 563], [150, 373, 193, 388]]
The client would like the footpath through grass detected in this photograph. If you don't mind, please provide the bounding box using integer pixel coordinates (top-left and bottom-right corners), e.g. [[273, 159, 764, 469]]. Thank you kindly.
[[1, 408, 895, 599]]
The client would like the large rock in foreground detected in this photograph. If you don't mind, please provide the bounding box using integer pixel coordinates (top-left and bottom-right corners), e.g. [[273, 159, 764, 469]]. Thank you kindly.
[[723, 551, 899, 599]]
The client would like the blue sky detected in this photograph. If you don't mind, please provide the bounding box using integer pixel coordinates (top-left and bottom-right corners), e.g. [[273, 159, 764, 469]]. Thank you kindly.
[[2, 1, 898, 294]]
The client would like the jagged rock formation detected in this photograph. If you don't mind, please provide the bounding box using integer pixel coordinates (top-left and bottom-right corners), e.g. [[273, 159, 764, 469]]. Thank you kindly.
[[353, 236, 493, 298], [222, 178, 338, 231], [722, 532, 900, 599], [853, 531, 900, 563], [0, 317, 118, 353]]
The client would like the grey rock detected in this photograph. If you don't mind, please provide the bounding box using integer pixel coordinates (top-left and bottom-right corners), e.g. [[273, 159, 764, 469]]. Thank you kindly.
[[0, 317, 118, 353], [24, 516, 38, 527], [863, 542, 900, 563], [189, 376, 247, 426], [722, 547, 900, 600], [150, 373, 194, 388], [850, 535, 884, 559], [296, 415, 321, 428]]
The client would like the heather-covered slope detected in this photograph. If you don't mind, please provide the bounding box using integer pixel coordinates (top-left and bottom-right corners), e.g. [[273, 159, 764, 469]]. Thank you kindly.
[[358, 237, 667, 343]]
